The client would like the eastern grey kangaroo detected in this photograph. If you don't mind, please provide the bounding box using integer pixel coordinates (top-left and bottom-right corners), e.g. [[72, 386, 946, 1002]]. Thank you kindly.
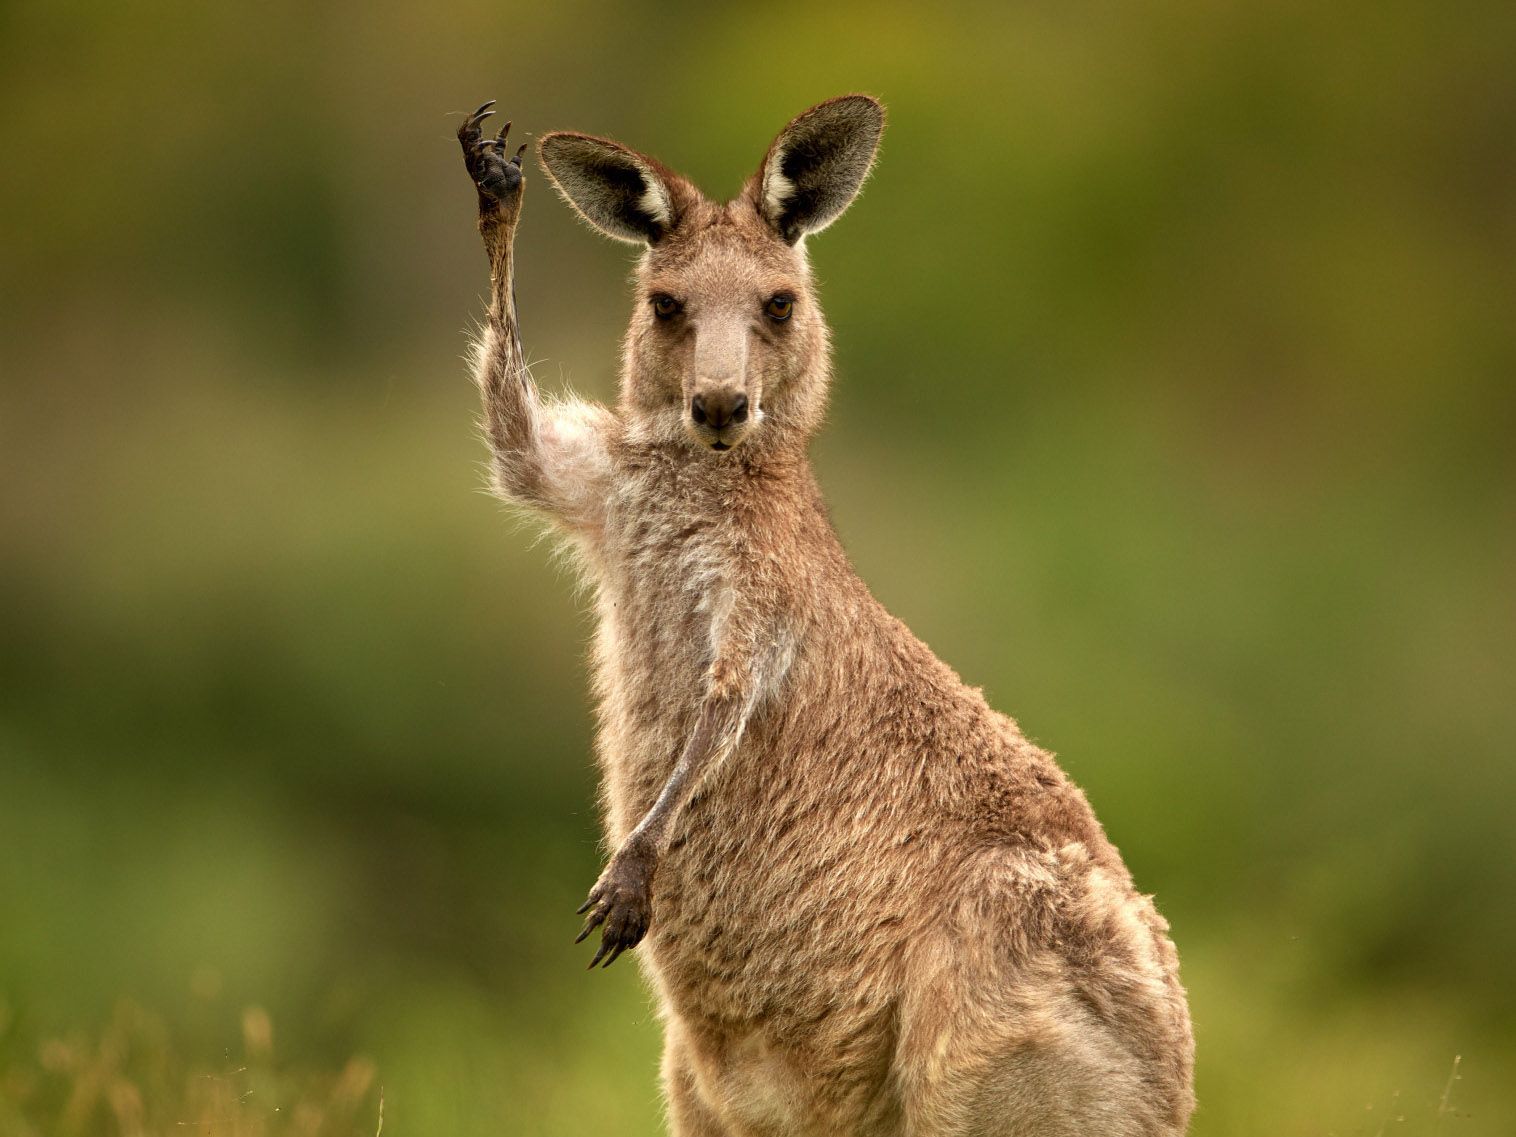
[[456, 94, 1194, 1137]]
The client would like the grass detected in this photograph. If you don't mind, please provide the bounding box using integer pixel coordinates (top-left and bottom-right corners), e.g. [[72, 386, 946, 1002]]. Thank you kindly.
[[0, 995, 1480, 1136], [0, 1000, 381, 1137]]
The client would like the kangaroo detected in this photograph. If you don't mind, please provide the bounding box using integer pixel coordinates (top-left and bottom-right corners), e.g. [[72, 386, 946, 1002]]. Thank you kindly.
[[456, 95, 1194, 1137]]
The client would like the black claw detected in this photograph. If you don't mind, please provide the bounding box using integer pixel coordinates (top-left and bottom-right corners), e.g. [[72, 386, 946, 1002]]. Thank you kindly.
[[588, 939, 612, 969], [576, 894, 595, 916], [458, 101, 495, 149], [576, 901, 608, 943], [512, 143, 527, 166], [496, 120, 512, 143], [601, 943, 626, 968], [459, 106, 495, 143], [574, 908, 604, 943]]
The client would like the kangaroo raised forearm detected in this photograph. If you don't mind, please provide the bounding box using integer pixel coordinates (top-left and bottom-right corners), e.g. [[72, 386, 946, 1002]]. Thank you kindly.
[[458, 103, 547, 504], [459, 103, 616, 528]]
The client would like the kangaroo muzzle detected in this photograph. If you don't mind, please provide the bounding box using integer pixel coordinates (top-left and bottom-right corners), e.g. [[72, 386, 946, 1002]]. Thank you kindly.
[[688, 385, 755, 451]]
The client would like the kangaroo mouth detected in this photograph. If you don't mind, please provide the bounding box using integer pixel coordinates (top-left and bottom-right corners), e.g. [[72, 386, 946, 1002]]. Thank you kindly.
[[685, 416, 753, 453]]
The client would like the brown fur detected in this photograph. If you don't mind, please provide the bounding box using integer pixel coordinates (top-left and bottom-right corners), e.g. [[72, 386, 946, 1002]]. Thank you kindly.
[[456, 96, 1194, 1136]]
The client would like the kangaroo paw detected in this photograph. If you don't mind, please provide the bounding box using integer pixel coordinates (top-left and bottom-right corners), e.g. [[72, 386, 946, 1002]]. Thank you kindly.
[[459, 100, 527, 217], [574, 846, 654, 969]]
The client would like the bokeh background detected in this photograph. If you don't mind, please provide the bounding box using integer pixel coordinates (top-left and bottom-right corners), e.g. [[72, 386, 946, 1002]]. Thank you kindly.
[[2, 1, 1513, 1133]]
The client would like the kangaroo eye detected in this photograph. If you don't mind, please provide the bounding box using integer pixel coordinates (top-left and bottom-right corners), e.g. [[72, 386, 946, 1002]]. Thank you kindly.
[[765, 296, 794, 322], [652, 295, 680, 320]]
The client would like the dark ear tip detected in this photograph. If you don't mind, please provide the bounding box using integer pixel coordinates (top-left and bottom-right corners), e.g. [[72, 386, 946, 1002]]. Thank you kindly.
[[534, 132, 567, 171], [810, 93, 886, 127], [536, 130, 598, 161], [537, 130, 642, 159], [816, 92, 883, 107]]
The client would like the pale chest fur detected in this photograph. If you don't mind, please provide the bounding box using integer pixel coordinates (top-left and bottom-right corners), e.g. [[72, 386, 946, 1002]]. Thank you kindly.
[[585, 460, 745, 841]]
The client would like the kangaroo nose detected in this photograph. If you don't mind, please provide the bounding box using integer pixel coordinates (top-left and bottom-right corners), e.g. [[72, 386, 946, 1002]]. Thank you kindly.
[[691, 392, 749, 431]]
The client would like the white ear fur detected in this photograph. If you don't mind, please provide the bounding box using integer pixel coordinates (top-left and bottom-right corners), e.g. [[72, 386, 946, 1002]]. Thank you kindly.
[[762, 165, 797, 226], [537, 132, 677, 244], [758, 95, 884, 244]]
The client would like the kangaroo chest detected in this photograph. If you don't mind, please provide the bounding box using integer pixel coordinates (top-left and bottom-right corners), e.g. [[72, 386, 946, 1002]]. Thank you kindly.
[[585, 463, 921, 1050], [588, 471, 738, 836]]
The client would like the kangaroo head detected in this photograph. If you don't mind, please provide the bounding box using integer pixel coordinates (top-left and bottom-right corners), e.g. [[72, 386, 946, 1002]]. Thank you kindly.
[[537, 95, 884, 457]]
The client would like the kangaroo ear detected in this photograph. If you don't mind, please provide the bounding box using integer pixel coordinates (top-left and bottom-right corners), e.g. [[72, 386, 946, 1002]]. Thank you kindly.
[[755, 95, 884, 244], [537, 132, 689, 244]]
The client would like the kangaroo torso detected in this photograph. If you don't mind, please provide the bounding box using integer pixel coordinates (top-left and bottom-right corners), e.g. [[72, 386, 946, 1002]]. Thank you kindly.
[[578, 443, 1188, 1133]]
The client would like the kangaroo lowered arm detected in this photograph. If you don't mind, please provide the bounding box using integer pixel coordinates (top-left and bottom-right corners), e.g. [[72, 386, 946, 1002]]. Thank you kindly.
[[576, 627, 792, 968]]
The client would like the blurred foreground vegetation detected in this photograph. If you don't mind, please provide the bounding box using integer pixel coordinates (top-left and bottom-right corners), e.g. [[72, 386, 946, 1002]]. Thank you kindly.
[[0, 1000, 380, 1137], [1, 1, 1513, 1133]]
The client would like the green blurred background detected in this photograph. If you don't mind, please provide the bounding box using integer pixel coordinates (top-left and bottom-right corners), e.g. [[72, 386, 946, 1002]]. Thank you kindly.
[[2, 1, 1513, 1132]]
